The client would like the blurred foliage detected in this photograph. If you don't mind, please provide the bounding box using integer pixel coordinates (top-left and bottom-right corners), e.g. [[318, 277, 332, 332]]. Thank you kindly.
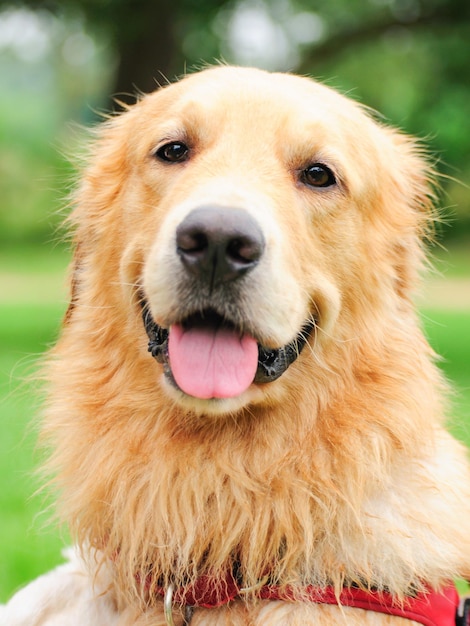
[[0, 0, 469, 245]]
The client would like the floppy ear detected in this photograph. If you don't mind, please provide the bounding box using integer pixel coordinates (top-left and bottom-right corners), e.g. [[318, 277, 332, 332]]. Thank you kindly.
[[61, 111, 135, 326], [63, 241, 82, 325], [389, 130, 438, 231], [381, 128, 438, 300]]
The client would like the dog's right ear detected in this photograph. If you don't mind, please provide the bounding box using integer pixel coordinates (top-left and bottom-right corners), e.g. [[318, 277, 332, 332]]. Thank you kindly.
[[63, 240, 82, 325], [61, 108, 135, 327]]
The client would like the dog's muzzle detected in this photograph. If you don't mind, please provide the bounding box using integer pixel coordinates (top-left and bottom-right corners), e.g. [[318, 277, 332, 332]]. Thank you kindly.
[[141, 205, 314, 398]]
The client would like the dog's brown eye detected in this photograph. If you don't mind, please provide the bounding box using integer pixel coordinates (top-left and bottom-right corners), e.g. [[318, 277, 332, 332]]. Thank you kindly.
[[155, 142, 189, 163], [302, 164, 336, 188]]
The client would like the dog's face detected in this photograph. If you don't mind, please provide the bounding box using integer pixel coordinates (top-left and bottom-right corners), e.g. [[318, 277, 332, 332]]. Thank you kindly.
[[76, 66, 432, 416]]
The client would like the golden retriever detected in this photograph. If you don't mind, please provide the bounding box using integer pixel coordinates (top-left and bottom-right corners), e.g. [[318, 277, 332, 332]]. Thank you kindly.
[[3, 66, 470, 626]]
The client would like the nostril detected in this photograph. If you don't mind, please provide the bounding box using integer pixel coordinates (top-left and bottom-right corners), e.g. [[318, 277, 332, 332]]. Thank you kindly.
[[177, 230, 208, 256], [227, 237, 263, 266]]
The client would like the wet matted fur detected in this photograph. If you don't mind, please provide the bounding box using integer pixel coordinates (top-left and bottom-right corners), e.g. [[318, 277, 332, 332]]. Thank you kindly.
[[4, 66, 470, 625]]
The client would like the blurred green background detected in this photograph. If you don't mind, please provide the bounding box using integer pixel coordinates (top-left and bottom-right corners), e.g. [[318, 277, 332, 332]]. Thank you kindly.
[[0, 0, 469, 603]]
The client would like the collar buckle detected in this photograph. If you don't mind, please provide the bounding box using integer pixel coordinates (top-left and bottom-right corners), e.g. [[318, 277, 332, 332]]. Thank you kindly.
[[457, 596, 470, 626], [164, 584, 194, 626]]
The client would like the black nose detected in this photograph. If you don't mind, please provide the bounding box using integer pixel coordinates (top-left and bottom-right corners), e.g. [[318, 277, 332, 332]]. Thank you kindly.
[[176, 206, 265, 286]]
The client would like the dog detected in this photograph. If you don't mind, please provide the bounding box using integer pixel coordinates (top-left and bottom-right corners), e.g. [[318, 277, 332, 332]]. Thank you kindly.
[[3, 65, 470, 625]]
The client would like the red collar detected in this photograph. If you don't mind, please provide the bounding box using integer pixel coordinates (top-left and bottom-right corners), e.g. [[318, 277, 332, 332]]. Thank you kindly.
[[155, 575, 461, 626]]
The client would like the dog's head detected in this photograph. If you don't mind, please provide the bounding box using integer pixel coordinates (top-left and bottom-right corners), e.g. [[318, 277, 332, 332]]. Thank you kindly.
[[69, 66, 434, 417]]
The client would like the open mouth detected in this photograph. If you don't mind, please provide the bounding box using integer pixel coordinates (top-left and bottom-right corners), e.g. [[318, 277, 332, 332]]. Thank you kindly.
[[141, 302, 315, 400]]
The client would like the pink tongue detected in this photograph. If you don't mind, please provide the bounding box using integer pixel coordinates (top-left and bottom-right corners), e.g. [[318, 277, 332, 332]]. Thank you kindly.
[[168, 323, 259, 399]]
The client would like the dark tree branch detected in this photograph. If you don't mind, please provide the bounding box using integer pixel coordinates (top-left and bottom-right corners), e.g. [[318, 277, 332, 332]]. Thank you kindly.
[[298, 1, 470, 74]]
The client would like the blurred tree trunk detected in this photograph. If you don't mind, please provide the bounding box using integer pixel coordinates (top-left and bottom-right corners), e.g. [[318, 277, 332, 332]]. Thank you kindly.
[[110, 0, 182, 102]]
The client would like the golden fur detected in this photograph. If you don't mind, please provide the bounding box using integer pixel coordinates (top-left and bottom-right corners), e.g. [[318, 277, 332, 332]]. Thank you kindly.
[[11, 67, 470, 624]]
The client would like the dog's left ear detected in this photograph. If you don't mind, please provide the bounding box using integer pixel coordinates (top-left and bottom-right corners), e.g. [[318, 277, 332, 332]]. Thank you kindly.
[[381, 128, 438, 298], [388, 129, 438, 227]]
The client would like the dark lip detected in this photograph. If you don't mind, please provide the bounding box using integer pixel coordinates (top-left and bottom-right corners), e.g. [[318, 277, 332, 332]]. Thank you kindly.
[[140, 300, 315, 389]]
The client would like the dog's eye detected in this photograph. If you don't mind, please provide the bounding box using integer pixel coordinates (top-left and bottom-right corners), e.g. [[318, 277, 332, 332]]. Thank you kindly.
[[155, 141, 189, 163], [302, 164, 336, 188]]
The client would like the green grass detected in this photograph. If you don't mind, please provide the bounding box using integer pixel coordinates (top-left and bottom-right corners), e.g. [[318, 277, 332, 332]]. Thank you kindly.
[[422, 310, 470, 445], [0, 253, 469, 603], [0, 302, 68, 602]]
